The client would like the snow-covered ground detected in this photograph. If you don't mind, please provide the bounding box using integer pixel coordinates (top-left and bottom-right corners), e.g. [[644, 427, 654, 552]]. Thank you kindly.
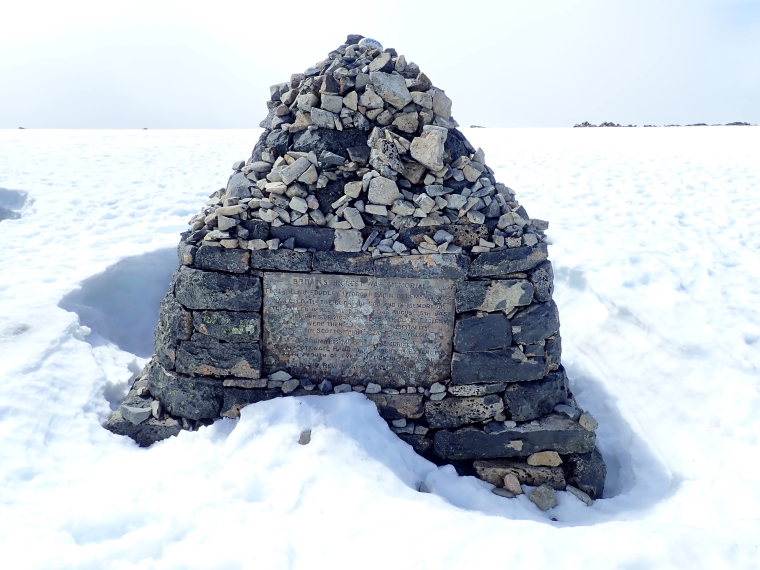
[[1, 127, 758, 569]]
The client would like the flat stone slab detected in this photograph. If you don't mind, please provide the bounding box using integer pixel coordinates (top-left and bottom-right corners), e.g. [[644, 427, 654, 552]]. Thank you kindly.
[[433, 413, 596, 460], [174, 266, 261, 311], [262, 272, 456, 387], [468, 244, 548, 277], [451, 348, 546, 384]]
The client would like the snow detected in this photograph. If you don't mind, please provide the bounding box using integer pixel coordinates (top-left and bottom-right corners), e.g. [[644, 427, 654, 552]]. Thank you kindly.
[[1, 127, 758, 569]]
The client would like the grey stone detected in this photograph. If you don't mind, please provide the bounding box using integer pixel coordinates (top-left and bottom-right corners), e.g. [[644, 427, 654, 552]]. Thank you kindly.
[[373, 254, 469, 279], [473, 459, 567, 490], [250, 249, 312, 272], [491, 487, 515, 499], [311, 108, 337, 129], [193, 311, 261, 343], [430, 88, 453, 119], [529, 261, 554, 302], [511, 301, 560, 344], [282, 379, 300, 394], [174, 266, 261, 311], [313, 251, 374, 275], [546, 334, 562, 370], [503, 368, 568, 422], [175, 335, 262, 379], [365, 393, 424, 420], [333, 229, 364, 252], [298, 429, 312, 445], [368, 176, 402, 205], [468, 244, 549, 277], [448, 384, 506, 397], [455, 280, 534, 313], [147, 361, 224, 421], [451, 348, 546, 384], [410, 126, 447, 171], [270, 225, 334, 251], [239, 219, 270, 240], [103, 408, 182, 447], [566, 485, 594, 506], [529, 484, 558, 511], [193, 246, 250, 273], [425, 395, 504, 428], [453, 313, 511, 352], [221, 388, 280, 418], [226, 172, 253, 198], [368, 71, 412, 109], [563, 448, 606, 499], [527, 451, 562, 467], [120, 404, 152, 425], [292, 128, 370, 160], [433, 414, 596, 460]]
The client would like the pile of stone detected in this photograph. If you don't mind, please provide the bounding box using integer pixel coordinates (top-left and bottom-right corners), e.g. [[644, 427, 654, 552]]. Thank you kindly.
[[106, 35, 605, 509]]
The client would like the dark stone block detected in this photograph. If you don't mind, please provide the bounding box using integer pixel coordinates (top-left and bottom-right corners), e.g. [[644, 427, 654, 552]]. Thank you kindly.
[[529, 260, 555, 302], [292, 127, 370, 159], [425, 395, 504, 428], [468, 244, 549, 277], [250, 249, 312, 272], [563, 448, 606, 499], [174, 266, 261, 311], [270, 225, 335, 251], [314, 179, 345, 214], [473, 459, 566, 489], [146, 361, 224, 421], [154, 293, 193, 368], [221, 388, 281, 417], [511, 300, 560, 344], [445, 129, 471, 164], [433, 414, 597, 460], [193, 311, 261, 343], [453, 313, 511, 352], [503, 367, 569, 422], [226, 172, 253, 198], [313, 251, 374, 275], [365, 393, 424, 420], [266, 129, 290, 157], [239, 219, 270, 241], [373, 254, 469, 279], [451, 348, 546, 384], [194, 246, 250, 273], [175, 335, 262, 379], [455, 279, 533, 313], [177, 240, 197, 266], [104, 410, 182, 447]]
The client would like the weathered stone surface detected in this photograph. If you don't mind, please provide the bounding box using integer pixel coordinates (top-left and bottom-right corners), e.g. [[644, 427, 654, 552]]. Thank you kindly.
[[529, 261, 554, 302], [146, 361, 224, 421], [119, 404, 152, 425], [250, 249, 313, 272], [262, 273, 455, 387], [192, 311, 260, 343], [373, 254, 469, 279], [239, 219, 270, 240], [433, 414, 596, 460], [563, 448, 606, 499], [399, 224, 489, 249], [313, 251, 374, 275], [367, 176, 402, 205], [226, 171, 253, 198], [527, 451, 562, 467], [333, 229, 364, 252], [529, 484, 558, 511], [566, 485, 594, 506], [448, 383, 506, 397], [503, 367, 568, 421], [174, 266, 261, 311], [221, 388, 280, 418], [193, 246, 250, 273], [177, 240, 196, 266], [270, 225, 334, 251], [511, 300, 560, 344], [425, 395, 504, 428], [473, 459, 567, 490], [410, 126, 447, 171], [175, 335, 262, 379], [369, 71, 412, 109], [292, 127, 369, 159], [455, 279, 534, 313], [104, 408, 182, 447], [468, 244, 549, 277], [451, 348, 546, 384], [366, 393, 425, 419], [453, 313, 511, 352]]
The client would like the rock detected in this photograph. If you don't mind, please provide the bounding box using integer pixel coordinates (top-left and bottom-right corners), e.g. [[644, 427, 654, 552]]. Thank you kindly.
[[193, 246, 250, 273], [270, 225, 334, 251], [529, 261, 554, 302], [313, 251, 374, 275], [321, 94, 343, 113], [455, 279, 534, 313], [250, 249, 312, 272], [425, 395, 504, 428], [226, 172, 253, 198], [369, 71, 412, 109], [529, 484, 558, 511], [175, 335, 262, 379], [373, 253, 469, 279], [367, 176, 402, 205], [451, 348, 546, 384], [453, 313, 511, 352], [120, 404, 152, 425], [410, 126, 447, 171], [365, 393, 424, 420], [174, 266, 261, 311], [147, 361, 224, 421], [566, 485, 593, 506], [503, 473, 523, 495], [491, 487, 515, 499], [282, 379, 300, 394], [468, 244, 549, 277], [448, 384, 505, 397], [579, 412, 599, 431], [393, 112, 419, 134], [527, 451, 562, 467], [103, 408, 182, 447], [563, 448, 606, 499], [310, 108, 337, 129], [511, 301, 560, 344], [473, 459, 567, 489], [433, 414, 596, 460], [280, 157, 312, 185], [298, 429, 312, 445], [503, 368, 568, 422], [193, 311, 260, 343], [430, 88, 453, 119], [334, 229, 364, 252], [343, 207, 365, 229]]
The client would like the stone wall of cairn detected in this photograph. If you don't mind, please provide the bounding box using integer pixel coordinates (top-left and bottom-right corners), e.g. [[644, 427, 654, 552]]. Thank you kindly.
[[106, 35, 605, 507]]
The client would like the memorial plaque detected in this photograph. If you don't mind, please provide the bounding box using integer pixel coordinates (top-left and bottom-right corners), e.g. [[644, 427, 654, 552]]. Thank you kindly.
[[263, 273, 456, 387]]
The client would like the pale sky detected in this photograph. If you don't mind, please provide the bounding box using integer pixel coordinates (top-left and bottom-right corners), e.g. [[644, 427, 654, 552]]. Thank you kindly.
[[1, 0, 758, 128]]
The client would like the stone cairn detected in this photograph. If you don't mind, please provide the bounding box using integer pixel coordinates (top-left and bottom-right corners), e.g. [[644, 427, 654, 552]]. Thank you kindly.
[[106, 35, 605, 509]]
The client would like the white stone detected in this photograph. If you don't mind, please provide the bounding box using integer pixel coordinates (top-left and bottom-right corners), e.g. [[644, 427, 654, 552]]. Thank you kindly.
[[410, 126, 447, 171], [342, 207, 366, 230], [334, 229, 363, 252], [368, 176, 402, 205], [288, 196, 308, 214]]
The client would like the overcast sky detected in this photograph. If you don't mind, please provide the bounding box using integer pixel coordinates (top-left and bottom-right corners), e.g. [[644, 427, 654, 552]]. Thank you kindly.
[[1, 0, 758, 128]]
